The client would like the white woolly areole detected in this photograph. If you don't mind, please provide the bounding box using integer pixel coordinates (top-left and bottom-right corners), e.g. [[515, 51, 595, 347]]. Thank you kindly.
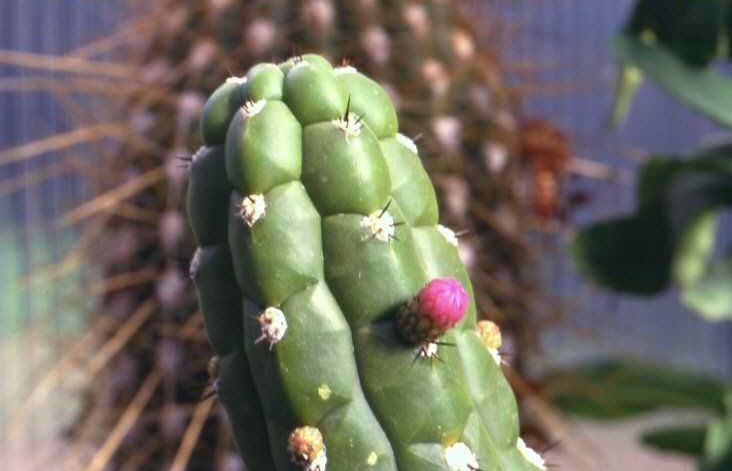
[[396, 133, 419, 154], [360, 210, 395, 242], [332, 113, 363, 140], [436, 224, 458, 247], [517, 437, 546, 470], [307, 449, 327, 471], [207, 355, 220, 379], [225, 76, 247, 85], [189, 249, 201, 280], [242, 99, 266, 118], [488, 347, 501, 366], [444, 442, 479, 471], [334, 65, 358, 75], [417, 342, 438, 358], [255, 307, 287, 349], [239, 194, 266, 226], [290, 58, 310, 72], [191, 146, 208, 163]]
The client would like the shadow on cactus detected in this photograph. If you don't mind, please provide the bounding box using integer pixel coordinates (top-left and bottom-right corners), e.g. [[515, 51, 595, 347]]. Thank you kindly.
[[189, 54, 546, 471]]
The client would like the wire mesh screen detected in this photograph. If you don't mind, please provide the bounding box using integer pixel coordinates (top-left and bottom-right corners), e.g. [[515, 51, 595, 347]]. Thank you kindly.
[[495, 0, 732, 378], [1, 0, 731, 470], [0, 0, 134, 466]]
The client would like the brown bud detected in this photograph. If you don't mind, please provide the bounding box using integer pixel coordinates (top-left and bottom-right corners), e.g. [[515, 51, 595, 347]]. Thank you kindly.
[[288, 426, 326, 469]]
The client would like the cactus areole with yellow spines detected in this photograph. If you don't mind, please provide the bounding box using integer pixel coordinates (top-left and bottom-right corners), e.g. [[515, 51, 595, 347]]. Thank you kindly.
[[188, 55, 543, 471]]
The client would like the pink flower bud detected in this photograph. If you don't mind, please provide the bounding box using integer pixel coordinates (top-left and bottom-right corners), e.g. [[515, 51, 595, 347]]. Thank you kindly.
[[417, 277, 468, 329], [396, 277, 469, 345]]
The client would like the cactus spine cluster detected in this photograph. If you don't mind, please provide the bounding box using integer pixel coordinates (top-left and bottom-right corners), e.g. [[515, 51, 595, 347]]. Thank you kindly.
[[189, 54, 544, 471]]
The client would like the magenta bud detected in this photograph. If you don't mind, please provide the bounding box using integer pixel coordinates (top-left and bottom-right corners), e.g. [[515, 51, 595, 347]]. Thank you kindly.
[[418, 277, 468, 328], [397, 277, 468, 345]]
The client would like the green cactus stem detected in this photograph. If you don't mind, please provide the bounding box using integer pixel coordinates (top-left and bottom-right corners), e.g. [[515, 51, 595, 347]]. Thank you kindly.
[[189, 54, 543, 471]]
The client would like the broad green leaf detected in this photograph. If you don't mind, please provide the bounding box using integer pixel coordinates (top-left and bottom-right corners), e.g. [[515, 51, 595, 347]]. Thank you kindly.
[[703, 398, 732, 471], [636, 157, 687, 206], [641, 425, 707, 458], [571, 207, 672, 294], [643, 149, 732, 291], [666, 172, 732, 234], [570, 155, 683, 295], [666, 171, 732, 320], [612, 34, 732, 128], [690, 143, 732, 175], [640, 395, 732, 470], [543, 360, 728, 420], [625, 0, 729, 67], [572, 146, 732, 298], [673, 211, 719, 288], [637, 145, 732, 199], [683, 253, 732, 321]]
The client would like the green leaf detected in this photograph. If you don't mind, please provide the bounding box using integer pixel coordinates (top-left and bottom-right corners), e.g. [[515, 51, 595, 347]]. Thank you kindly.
[[571, 207, 672, 294], [640, 395, 732, 470], [641, 425, 707, 458], [644, 149, 732, 293], [543, 360, 729, 420], [625, 0, 729, 67], [571, 155, 688, 295], [572, 145, 732, 298], [683, 253, 732, 321], [666, 169, 732, 321], [666, 170, 732, 229], [636, 157, 688, 206], [612, 34, 732, 128], [703, 403, 732, 471], [673, 211, 719, 288], [608, 63, 644, 129]]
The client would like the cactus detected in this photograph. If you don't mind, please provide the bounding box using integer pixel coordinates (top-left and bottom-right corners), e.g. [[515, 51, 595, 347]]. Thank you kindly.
[[75, 1, 549, 467], [189, 54, 544, 471]]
